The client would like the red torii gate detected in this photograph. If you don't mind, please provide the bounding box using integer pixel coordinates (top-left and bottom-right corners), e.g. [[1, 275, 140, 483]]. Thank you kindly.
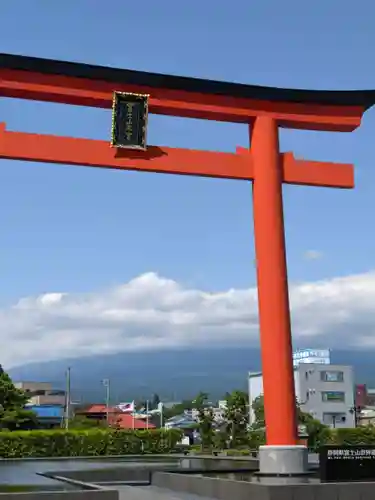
[[0, 53, 374, 472]]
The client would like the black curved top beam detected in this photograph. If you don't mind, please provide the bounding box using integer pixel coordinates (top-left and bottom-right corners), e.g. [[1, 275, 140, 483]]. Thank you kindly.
[[1, 53, 375, 109]]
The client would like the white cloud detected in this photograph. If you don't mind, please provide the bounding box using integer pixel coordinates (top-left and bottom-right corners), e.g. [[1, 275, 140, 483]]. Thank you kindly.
[[303, 250, 323, 260], [2, 270, 375, 368]]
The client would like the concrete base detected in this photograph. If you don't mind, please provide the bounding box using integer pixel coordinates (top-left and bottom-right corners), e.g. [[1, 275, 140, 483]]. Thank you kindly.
[[258, 445, 308, 475], [152, 471, 375, 500]]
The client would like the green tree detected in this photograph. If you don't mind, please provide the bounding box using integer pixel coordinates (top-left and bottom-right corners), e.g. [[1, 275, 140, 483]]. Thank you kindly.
[[251, 395, 265, 430], [251, 395, 329, 450], [135, 400, 147, 411], [163, 400, 193, 420], [68, 415, 107, 429], [213, 429, 229, 450], [151, 393, 161, 410], [0, 365, 38, 430], [225, 390, 249, 448], [193, 392, 209, 409], [193, 392, 215, 450], [296, 403, 331, 449], [149, 413, 162, 428]]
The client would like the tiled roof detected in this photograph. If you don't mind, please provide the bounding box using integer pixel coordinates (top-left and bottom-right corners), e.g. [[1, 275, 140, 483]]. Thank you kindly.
[[77, 404, 155, 429], [82, 404, 121, 414], [109, 413, 156, 430]]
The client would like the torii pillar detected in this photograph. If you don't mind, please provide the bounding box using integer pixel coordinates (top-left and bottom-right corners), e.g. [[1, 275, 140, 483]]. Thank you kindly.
[[251, 116, 303, 473]]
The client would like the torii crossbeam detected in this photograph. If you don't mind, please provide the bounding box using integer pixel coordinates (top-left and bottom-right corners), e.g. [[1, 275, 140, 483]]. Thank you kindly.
[[1, 53, 374, 473]]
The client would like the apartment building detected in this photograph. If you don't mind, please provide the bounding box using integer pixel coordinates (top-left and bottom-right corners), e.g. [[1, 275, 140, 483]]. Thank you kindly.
[[249, 362, 355, 428]]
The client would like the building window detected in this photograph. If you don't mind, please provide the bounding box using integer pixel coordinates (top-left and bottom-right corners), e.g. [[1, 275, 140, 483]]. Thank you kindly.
[[320, 371, 344, 382], [322, 391, 345, 402], [323, 412, 347, 425]]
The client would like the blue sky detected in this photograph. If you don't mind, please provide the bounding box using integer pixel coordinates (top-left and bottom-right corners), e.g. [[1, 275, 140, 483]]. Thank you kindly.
[[1, 0, 375, 306]]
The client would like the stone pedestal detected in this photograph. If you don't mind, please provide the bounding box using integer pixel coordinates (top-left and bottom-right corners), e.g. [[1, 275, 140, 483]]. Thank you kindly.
[[258, 445, 308, 475]]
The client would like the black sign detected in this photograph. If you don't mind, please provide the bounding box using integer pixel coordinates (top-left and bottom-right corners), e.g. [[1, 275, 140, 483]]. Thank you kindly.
[[320, 445, 375, 482], [111, 92, 149, 150]]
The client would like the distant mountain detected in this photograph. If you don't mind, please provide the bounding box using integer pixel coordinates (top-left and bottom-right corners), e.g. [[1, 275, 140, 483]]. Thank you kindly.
[[8, 348, 375, 404]]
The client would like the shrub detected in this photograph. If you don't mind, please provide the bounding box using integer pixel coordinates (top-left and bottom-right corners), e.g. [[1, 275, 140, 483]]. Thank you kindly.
[[0, 428, 183, 458], [225, 448, 251, 456], [246, 426, 375, 451], [248, 429, 266, 449], [328, 426, 375, 446]]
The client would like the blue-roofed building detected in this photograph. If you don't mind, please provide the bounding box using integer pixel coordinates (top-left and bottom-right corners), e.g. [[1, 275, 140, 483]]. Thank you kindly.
[[26, 404, 64, 428]]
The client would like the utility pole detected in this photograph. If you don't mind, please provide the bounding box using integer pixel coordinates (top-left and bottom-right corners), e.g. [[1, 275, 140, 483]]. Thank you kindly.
[[159, 402, 164, 428], [102, 379, 110, 425], [350, 405, 361, 427], [64, 367, 71, 430], [332, 414, 337, 429], [248, 372, 252, 429], [146, 400, 149, 430]]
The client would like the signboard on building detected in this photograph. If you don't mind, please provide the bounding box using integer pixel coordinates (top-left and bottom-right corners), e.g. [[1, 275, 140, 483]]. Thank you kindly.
[[293, 348, 330, 367], [320, 445, 375, 482]]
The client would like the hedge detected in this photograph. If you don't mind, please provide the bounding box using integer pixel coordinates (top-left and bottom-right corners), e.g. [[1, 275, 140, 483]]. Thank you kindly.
[[248, 426, 375, 451], [3, 426, 375, 458], [327, 427, 375, 446], [0, 428, 183, 458]]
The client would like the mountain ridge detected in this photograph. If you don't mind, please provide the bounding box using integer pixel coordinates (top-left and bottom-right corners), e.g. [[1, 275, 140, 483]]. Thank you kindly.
[[8, 347, 374, 403]]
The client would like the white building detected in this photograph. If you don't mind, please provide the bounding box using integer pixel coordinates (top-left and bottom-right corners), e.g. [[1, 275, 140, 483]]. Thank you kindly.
[[249, 351, 355, 429]]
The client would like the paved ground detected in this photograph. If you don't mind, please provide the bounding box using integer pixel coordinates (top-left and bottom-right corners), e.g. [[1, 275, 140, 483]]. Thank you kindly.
[[117, 485, 215, 500]]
